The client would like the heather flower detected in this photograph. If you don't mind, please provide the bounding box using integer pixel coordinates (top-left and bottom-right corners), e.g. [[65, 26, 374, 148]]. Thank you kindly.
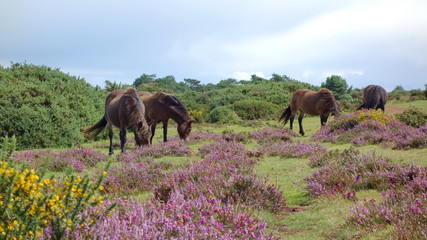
[[311, 110, 427, 149], [251, 127, 296, 145], [12, 147, 107, 172], [117, 141, 191, 161], [70, 194, 278, 240]]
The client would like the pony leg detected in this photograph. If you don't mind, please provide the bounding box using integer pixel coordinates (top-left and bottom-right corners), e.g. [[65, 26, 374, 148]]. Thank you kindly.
[[108, 124, 114, 155], [298, 112, 306, 136], [163, 120, 168, 142], [150, 123, 157, 145], [119, 128, 127, 153], [320, 114, 329, 126], [289, 110, 297, 130]]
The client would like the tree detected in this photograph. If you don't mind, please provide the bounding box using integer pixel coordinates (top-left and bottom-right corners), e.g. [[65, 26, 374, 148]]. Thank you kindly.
[[321, 75, 352, 100], [104, 80, 124, 92], [184, 78, 201, 89], [250, 74, 265, 84], [217, 78, 238, 88], [133, 74, 156, 87]]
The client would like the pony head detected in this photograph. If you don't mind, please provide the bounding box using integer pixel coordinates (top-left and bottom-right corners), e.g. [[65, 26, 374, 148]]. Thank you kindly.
[[135, 121, 152, 146], [177, 120, 193, 141]]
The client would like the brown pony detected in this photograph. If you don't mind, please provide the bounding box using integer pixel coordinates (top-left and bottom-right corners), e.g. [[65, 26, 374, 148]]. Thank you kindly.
[[82, 88, 151, 155], [138, 91, 193, 144], [357, 85, 388, 111], [279, 88, 340, 136]]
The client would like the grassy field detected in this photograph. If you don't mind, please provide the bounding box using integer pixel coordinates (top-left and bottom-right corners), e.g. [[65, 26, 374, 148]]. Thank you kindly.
[[10, 99, 425, 239]]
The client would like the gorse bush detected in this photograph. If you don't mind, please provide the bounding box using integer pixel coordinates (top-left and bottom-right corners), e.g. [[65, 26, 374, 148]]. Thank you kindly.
[[396, 106, 427, 128], [0, 63, 105, 149], [0, 144, 113, 240]]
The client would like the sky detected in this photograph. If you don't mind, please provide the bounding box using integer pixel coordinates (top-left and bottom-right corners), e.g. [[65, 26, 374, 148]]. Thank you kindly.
[[1, 0, 426, 91]]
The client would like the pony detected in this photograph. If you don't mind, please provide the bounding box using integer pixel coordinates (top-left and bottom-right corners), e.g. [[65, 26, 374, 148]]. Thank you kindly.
[[82, 88, 151, 155], [138, 91, 193, 144], [357, 85, 388, 111], [279, 88, 341, 136]]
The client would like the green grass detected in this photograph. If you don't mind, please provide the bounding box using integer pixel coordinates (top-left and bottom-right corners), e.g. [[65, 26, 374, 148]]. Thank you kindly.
[[14, 104, 427, 239], [389, 99, 427, 112]]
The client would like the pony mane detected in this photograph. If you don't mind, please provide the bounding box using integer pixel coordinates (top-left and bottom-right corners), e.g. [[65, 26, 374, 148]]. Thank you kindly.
[[154, 92, 189, 115], [318, 88, 338, 110], [123, 89, 147, 128]]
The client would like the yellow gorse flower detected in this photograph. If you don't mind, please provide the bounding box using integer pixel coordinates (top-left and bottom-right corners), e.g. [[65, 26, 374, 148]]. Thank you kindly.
[[0, 160, 110, 238]]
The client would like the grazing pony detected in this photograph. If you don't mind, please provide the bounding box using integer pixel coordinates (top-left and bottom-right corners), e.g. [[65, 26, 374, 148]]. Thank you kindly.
[[279, 88, 341, 136], [357, 85, 388, 111], [82, 88, 151, 155], [138, 91, 193, 144]]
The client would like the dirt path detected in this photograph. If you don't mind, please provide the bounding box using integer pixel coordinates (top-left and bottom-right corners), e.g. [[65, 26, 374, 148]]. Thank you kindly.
[[386, 104, 406, 114]]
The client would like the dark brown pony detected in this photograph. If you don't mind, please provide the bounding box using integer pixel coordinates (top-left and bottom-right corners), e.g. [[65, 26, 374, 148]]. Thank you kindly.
[[82, 88, 151, 155], [357, 85, 388, 111], [138, 91, 193, 144], [279, 88, 340, 136]]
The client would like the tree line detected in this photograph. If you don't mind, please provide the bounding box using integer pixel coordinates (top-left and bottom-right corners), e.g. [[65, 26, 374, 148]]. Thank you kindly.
[[0, 63, 425, 149]]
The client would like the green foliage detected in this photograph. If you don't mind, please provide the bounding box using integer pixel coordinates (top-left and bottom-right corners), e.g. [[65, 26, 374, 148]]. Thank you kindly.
[[183, 78, 201, 89], [0, 137, 16, 162], [133, 74, 157, 87], [0, 140, 114, 239], [208, 106, 241, 123], [135, 75, 189, 94], [389, 85, 409, 99], [321, 75, 352, 101], [231, 99, 279, 120], [0, 63, 105, 149], [396, 106, 427, 128]]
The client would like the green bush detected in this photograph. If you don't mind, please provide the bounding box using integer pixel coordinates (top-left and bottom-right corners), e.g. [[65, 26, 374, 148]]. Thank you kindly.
[[396, 106, 427, 128], [0, 138, 114, 239], [208, 106, 241, 123], [231, 99, 279, 120], [0, 63, 105, 149]]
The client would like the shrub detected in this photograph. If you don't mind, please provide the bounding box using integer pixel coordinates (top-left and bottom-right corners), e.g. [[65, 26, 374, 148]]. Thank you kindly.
[[0, 63, 105, 149], [312, 110, 427, 149], [259, 141, 327, 159], [222, 130, 251, 143], [70, 194, 278, 239], [0, 161, 112, 239], [251, 127, 296, 145], [13, 147, 107, 173], [231, 99, 279, 120], [208, 106, 241, 123], [350, 173, 427, 239], [305, 148, 424, 198], [153, 140, 286, 213], [117, 141, 191, 161], [396, 106, 427, 128], [188, 109, 205, 123]]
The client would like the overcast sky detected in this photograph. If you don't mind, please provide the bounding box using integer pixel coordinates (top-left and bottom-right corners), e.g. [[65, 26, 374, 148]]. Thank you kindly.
[[1, 0, 426, 91]]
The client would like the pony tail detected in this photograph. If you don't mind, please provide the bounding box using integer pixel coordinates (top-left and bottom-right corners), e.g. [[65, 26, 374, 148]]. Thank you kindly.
[[279, 106, 292, 125], [82, 116, 107, 140]]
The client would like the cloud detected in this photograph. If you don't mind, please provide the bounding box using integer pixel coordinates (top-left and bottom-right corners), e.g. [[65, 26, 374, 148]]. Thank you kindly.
[[231, 71, 266, 80], [217, 0, 427, 71]]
